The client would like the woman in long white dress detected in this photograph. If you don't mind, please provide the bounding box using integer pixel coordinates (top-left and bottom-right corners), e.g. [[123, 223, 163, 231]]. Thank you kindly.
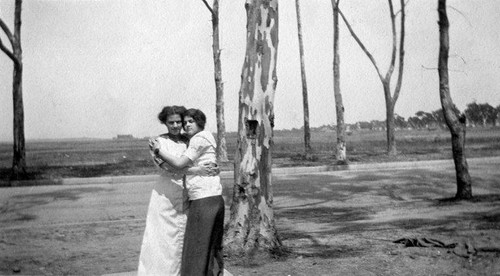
[[138, 106, 217, 276], [151, 109, 225, 276]]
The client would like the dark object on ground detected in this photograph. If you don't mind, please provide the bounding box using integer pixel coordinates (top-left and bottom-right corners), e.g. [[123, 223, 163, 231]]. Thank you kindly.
[[393, 237, 491, 258], [393, 237, 456, 248]]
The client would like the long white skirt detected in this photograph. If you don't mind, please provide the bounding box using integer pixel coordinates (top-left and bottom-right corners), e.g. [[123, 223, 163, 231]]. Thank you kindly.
[[138, 189, 187, 276]]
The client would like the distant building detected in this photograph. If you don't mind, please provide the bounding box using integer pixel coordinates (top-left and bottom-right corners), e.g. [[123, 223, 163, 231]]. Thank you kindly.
[[114, 134, 135, 140]]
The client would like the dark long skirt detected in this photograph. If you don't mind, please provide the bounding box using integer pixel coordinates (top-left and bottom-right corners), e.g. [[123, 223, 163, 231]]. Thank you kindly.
[[181, 195, 224, 276]]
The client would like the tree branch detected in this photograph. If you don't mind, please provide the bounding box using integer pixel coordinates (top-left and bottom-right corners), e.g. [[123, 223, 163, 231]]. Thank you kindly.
[[448, 5, 472, 27], [201, 0, 215, 16], [14, 0, 22, 39], [421, 65, 467, 75], [338, 8, 384, 81], [386, 0, 397, 82], [0, 17, 15, 48], [395, 0, 410, 16], [450, 54, 467, 64], [392, 0, 406, 104], [0, 37, 17, 63]]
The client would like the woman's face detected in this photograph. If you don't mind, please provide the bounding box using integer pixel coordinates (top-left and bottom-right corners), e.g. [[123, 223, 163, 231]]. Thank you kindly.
[[165, 114, 183, 136], [183, 115, 201, 137]]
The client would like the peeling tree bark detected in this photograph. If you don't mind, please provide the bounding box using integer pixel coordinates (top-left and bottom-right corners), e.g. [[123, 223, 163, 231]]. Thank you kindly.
[[0, 0, 26, 181], [224, 0, 282, 256], [437, 0, 472, 199], [294, 0, 312, 157], [332, 0, 347, 163]]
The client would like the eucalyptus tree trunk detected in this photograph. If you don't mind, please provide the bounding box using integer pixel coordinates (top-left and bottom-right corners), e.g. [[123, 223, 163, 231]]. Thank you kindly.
[[202, 0, 229, 162], [437, 0, 472, 199], [224, 0, 281, 256], [339, 0, 405, 156], [332, 0, 347, 163], [294, 0, 312, 157], [0, 0, 26, 180]]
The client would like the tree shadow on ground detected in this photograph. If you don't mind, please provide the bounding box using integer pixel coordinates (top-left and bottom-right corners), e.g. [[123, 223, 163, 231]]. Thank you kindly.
[[276, 206, 375, 224], [428, 200, 500, 233], [275, 192, 500, 261], [282, 233, 365, 259], [433, 194, 500, 205], [273, 174, 373, 202], [0, 187, 111, 223], [273, 169, 458, 203], [278, 206, 500, 242]]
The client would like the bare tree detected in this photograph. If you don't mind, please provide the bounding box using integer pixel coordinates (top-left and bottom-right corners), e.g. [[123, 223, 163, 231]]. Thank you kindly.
[[294, 0, 312, 157], [495, 104, 500, 126], [437, 0, 472, 199], [332, 0, 347, 163], [201, 0, 229, 162], [339, 0, 406, 156], [0, 0, 26, 180], [224, 0, 282, 256]]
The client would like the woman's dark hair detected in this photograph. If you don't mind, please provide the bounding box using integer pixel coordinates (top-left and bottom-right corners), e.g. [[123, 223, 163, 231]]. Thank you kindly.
[[158, 105, 187, 124], [183, 108, 206, 130]]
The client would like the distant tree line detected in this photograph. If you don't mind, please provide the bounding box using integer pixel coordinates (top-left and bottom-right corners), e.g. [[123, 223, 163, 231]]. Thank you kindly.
[[279, 101, 500, 133], [399, 101, 500, 130]]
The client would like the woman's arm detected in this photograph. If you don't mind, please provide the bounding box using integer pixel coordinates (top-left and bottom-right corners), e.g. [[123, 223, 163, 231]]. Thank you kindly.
[[150, 138, 219, 176], [150, 138, 192, 169], [155, 149, 192, 169]]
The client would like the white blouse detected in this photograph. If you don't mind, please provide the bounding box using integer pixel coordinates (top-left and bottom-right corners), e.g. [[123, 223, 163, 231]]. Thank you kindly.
[[151, 136, 187, 195], [182, 130, 222, 200]]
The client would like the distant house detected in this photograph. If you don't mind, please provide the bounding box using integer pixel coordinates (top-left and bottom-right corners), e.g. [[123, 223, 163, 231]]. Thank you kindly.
[[357, 121, 372, 130], [317, 125, 334, 132], [114, 134, 135, 140], [370, 120, 386, 131]]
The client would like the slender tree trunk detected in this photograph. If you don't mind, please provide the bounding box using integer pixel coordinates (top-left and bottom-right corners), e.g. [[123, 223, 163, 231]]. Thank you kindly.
[[332, 0, 347, 163], [211, 0, 229, 162], [294, 0, 312, 157], [339, 0, 405, 156], [437, 0, 472, 199], [384, 82, 397, 155], [202, 0, 229, 162], [12, 59, 26, 180], [1, 0, 26, 180], [224, 0, 281, 256]]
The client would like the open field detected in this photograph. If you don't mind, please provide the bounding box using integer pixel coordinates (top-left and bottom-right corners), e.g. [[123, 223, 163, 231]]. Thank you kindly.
[[1, 127, 499, 183]]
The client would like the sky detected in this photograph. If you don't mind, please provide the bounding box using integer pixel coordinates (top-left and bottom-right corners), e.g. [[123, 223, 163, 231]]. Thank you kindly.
[[1, 0, 499, 141]]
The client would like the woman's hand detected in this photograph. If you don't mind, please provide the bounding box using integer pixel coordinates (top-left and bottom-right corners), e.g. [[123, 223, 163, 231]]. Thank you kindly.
[[202, 162, 220, 176], [149, 138, 161, 155], [190, 163, 220, 176]]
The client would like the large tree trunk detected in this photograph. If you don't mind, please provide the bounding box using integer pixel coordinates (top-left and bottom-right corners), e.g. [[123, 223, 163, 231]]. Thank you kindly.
[[332, 0, 347, 163], [1, 0, 26, 180], [294, 0, 312, 157], [210, 0, 229, 162], [224, 0, 281, 256], [437, 0, 472, 199]]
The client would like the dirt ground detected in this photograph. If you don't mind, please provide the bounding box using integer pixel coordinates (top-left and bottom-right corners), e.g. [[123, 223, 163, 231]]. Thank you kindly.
[[1, 159, 500, 275]]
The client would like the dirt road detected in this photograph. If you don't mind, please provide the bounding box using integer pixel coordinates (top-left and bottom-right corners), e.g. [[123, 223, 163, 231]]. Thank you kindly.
[[1, 157, 499, 275]]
